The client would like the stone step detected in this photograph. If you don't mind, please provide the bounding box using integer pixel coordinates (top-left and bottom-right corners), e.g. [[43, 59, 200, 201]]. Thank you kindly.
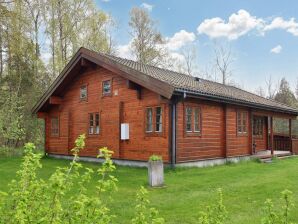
[[260, 158, 273, 163]]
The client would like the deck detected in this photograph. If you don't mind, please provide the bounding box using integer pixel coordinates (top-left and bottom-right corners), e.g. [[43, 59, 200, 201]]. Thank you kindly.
[[253, 150, 292, 159]]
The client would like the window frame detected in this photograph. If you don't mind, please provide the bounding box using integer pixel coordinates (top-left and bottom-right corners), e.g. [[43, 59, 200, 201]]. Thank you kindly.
[[102, 79, 112, 96], [184, 104, 202, 137], [88, 112, 100, 136], [155, 106, 163, 133], [145, 107, 153, 133], [80, 84, 88, 101], [237, 110, 248, 136], [193, 107, 201, 133], [185, 106, 192, 133], [50, 116, 59, 137], [253, 116, 264, 138], [145, 105, 165, 136]]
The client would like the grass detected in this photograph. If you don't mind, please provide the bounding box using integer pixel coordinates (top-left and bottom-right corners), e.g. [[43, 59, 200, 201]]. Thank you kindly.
[[1, 156, 298, 223]]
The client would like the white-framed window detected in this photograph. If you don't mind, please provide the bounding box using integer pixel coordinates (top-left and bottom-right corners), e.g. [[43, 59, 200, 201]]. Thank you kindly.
[[89, 113, 100, 134], [237, 111, 248, 135], [102, 80, 112, 95], [80, 85, 87, 100], [155, 106, 162, 132], [146, 108, 153, 132]]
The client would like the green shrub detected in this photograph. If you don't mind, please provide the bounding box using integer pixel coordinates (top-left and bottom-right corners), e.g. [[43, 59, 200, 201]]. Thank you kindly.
[[149, 154, 162, 161], [0, 134, 164, 223], [262, 189, 296, 224], [251, 157, 262, 163], [132, 186, 165, 224], [0, 146, 24, 157], [198, 188, 228, 224]]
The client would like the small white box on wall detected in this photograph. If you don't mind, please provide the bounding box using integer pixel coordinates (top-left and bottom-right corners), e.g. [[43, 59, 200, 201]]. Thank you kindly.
[[121, 123, 129, 140]]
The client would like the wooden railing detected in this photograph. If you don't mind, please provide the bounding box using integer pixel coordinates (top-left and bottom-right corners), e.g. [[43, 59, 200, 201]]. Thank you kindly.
[[273, 135, 290, 151]]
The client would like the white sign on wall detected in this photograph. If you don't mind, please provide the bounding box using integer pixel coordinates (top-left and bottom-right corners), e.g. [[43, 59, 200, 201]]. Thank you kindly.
[[121, 123, 129, 140]]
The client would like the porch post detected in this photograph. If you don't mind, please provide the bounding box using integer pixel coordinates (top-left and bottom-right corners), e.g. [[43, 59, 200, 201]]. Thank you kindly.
[[289, 119, 292, 153], [270, 116, 274, 156]]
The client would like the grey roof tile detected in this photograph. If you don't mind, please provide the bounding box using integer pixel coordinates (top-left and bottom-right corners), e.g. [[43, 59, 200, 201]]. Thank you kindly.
[[103, 53, 297, 114]]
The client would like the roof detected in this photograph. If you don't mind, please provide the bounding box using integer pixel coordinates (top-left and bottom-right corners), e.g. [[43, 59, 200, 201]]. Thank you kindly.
[[32, 47, 298, 115]]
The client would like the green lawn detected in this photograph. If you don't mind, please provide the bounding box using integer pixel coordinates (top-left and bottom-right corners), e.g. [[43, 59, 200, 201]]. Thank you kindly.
[[1, 156, 298, 223]]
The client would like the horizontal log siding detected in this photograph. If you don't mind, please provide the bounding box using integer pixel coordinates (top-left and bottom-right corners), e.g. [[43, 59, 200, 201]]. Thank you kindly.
[[226, 106, 251, 156], [176, 100, 225, 162], [45, 67, 170, 162], [46, 110, 69, 155]]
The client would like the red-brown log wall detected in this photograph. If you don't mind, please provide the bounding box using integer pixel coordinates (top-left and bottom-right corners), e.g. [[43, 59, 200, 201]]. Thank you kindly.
[[176, 100, 225, 162], [226, 106, 251, 157], [42, 66, 295, 162], [45, 67, 170, 162]]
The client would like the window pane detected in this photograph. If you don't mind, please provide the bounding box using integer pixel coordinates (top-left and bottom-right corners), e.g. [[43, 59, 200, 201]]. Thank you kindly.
[[51, 117, 59, 136], [80, 86, 87, 99], [95, 113, 100, 134], [194, 108, 200, 132], [186, 107, 192, 132], [238, 125, 242, 133], [146, 108, 153, 132], [253, 117, 263, 136], [103, 80, 111, 95], [155, 107, 162, 132], [89, 114, 94, 134], [237, 112, 247, 134], [243, 117, 247, 133]]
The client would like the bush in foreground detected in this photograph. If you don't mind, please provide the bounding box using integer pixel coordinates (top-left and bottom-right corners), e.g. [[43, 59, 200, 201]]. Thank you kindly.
[[0, 134, 164, 224]]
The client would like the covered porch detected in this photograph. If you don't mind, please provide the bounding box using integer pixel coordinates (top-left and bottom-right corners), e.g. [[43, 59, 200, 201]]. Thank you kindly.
[[251, 113, 298, 159]]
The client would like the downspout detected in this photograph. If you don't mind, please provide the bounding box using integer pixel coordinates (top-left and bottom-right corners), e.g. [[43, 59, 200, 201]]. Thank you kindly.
[[171, 101, 177, 168]]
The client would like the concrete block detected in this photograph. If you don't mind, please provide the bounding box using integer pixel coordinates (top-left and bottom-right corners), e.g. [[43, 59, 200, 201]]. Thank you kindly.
[[148, 160, 164, 187]]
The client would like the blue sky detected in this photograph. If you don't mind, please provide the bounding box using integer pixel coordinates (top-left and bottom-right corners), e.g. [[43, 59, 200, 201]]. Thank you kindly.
[[95, 0, 298, 93]]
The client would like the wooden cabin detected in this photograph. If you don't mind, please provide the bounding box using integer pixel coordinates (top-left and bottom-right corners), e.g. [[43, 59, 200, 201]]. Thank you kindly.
[[32, 47, 298, 166]]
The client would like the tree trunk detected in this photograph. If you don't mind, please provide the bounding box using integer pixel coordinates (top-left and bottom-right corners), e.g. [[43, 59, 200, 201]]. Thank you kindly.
[[0, 25, 2, 79], [57, 0, 64, 69], [34, 15, 39, 78]]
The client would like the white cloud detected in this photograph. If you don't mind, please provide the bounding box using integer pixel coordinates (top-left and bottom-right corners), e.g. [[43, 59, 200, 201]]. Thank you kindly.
[[141, 3, 154, 11], [166, 30, 196, 50], [264, 17, 298, 36], [115, 29, 197, 71], [102, 0, 110, 2], [197, 10, 264, 40], [270, 45, 282, 54], [116, 40, 135, 60], [168, 52, 185, 61]]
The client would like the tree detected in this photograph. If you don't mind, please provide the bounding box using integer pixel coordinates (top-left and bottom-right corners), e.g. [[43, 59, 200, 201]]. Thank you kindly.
[[274, 77, 297, 107], [0, 0, 115, 147], [265, 76, 277, 99], [44, 0, 114, 77], [255, 86, 266, 97], [129, 7, 165, 65], [213, 43, 234, 85], [295, 78, 298, 99], [181, 44, 199, 76]]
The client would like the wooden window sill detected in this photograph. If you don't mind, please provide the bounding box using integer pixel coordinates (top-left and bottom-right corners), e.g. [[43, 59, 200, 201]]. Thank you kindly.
[[237, 133, 248, 137], [145, 132, 164, 137], [185, 133, 202, 137]]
